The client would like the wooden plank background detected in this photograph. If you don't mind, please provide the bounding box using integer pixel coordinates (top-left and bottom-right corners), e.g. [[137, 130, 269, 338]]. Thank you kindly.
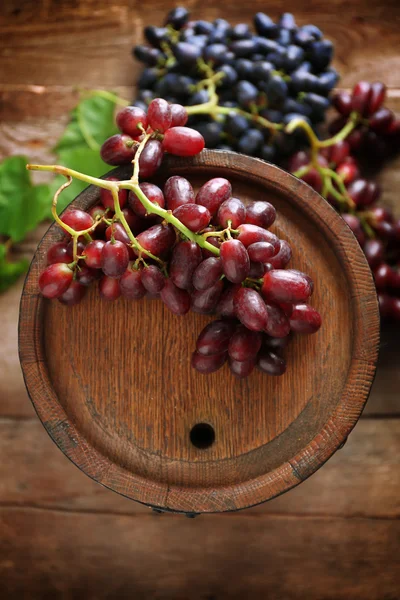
[[0, 0, 399, 598]]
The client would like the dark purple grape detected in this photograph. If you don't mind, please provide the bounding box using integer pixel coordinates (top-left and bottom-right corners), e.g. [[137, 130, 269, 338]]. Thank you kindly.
[[217, 197, 246, 229], [234, 287, 268, 331], [261, 270, 312, 303], [141, 265, 165, 294], [101, 240, 129, 278], [258, 351, 286, 375], [264, 303, 290, 338], [193, 257, 223, 291], [100, 134, 137, 166], [138, 139, 163, 178], [216, 283, 241, 317], [164, 176, 194, 211], [58, 280, 86, 306], [229, 357, 256, 378], [228, 326, 262, 361], [76, 264, 100, 286], [191, 350, 227, 374], [247, 241, 275, 263], [196, 319, 236, 356], [220, 239, 250, 283], [268, 240, 292, 269], [120, 266, 147, 299], [236, 224, 280, 252], [173, 203, 211, 232], [191, 280, 224, 314], [170, 241, 202, 290], [160, 279, 190, 315], [99, 275, 121, 301], [129, 182, 165, 217], [196, 178, 232, 216], [136, 224, 175, 257], [245, 201, 276, 228]]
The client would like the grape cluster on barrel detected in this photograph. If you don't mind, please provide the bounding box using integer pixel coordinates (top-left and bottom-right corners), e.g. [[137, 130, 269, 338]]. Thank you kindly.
[[38, 98, 321, 379], [132, 7, 338, 162], [287, 82, 400, 321]]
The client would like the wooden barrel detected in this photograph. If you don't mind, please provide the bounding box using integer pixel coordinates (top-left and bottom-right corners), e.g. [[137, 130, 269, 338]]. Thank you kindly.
[[18, 150, 379, 514]]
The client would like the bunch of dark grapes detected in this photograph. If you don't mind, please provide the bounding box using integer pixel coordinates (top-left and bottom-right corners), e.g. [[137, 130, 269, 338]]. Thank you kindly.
[[132, 7, 338, 162], [39, 98, 321, 379], [288, 81, 400, 321]]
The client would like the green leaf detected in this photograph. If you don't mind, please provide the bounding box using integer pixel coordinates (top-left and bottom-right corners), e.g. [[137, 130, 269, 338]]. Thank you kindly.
[[54, 95, 118, 153], [50, 146, 112, 213], [0, 243, 29, 293], [0, 156, 51, 242]]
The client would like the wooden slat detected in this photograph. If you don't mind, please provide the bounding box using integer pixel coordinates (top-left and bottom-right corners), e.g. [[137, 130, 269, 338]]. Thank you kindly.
[[1, 0, 400, 89], [0, 507, 399, 599], [0, 418, 398, 517]]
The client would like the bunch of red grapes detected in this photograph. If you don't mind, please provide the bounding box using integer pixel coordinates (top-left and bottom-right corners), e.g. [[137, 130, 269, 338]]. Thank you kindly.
[[288, 81, 400, 321], [38, 99, 321, 379]]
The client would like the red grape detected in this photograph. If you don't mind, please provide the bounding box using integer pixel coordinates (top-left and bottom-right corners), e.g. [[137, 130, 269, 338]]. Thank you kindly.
[[170, 241, 202, 290], [234, 287, 268, 331], [342, 214, 366, 246], [229, 357, 256, 378], [61, 209, 93, 233], [193, 257, 222, 291], [369, 108, 394, 133], [261, 269, 312, 303], [236, 224, 280, 252], [289, 303, 322, 334], [367, 82, 386, 115], [196, 178, 232, 216], [191, 350, 227, 374], [336, 157, 359, 184], [247, 241, 275, 263], [378, 293, 392, 318], [136, 224, 175, 257], [248, 262, 267, 278], [101, 240, 129, 278], [84, 240, 105, 269], [100, 134, 137, 166], [141, 265, 165, 294], [164, 176, 194, 211], [374, 262, 392, 290], [196, 319, 236, 356], [332, 91, 352, 117], [120, 266, 147, 299], [216, 283, 241, 317], [121, 207, 146, 235], [170, 103, 188, 127], [162, 126, 205, 156], [352, 81, 372, 116], [268, 239, 292, 269], [99, 275, 121, 301], [147, 98, 172, 133], [228, 326, 262, 362], [173, 203, 211, 232], [58, 280, 86, 306], [263, 333, 291, 351], [191, 279, 224, 314], [264, 303, 290, 338], [129, 182, 165, 217], [258, 351, 286, 375], [220, 239, 250, 283], [39, 263, 73, 298], [363, 239, 384, 269], [100, 177, 128, 210], [105, 223, 132, 251], [245, 201, 276, 229], [160, 278, 190, 315], [76, 264, 100, 286], [116, 106, 148, 137], [138, 139, 163, 178], [47, 242, 71, 265], [217, 197, 246, 229]]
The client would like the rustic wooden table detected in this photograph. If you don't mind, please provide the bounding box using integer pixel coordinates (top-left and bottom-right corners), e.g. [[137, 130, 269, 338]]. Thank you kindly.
[[0, 1, 399, 598]]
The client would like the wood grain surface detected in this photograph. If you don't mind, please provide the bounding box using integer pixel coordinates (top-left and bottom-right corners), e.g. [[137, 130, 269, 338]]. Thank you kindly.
[[1, 0, 399, 596], [19, 153, 379, 513]]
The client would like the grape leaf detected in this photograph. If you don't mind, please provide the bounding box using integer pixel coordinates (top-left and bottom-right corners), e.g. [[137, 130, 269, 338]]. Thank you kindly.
[[0, 243, 29, 292], [0, 156, 51, 242], [54, 95, 118, 153]]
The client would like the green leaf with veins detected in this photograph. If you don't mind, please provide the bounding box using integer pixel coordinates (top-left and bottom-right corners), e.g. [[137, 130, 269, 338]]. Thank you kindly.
[[0, 156, 51, 242], [0, 243, 29, 292]]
